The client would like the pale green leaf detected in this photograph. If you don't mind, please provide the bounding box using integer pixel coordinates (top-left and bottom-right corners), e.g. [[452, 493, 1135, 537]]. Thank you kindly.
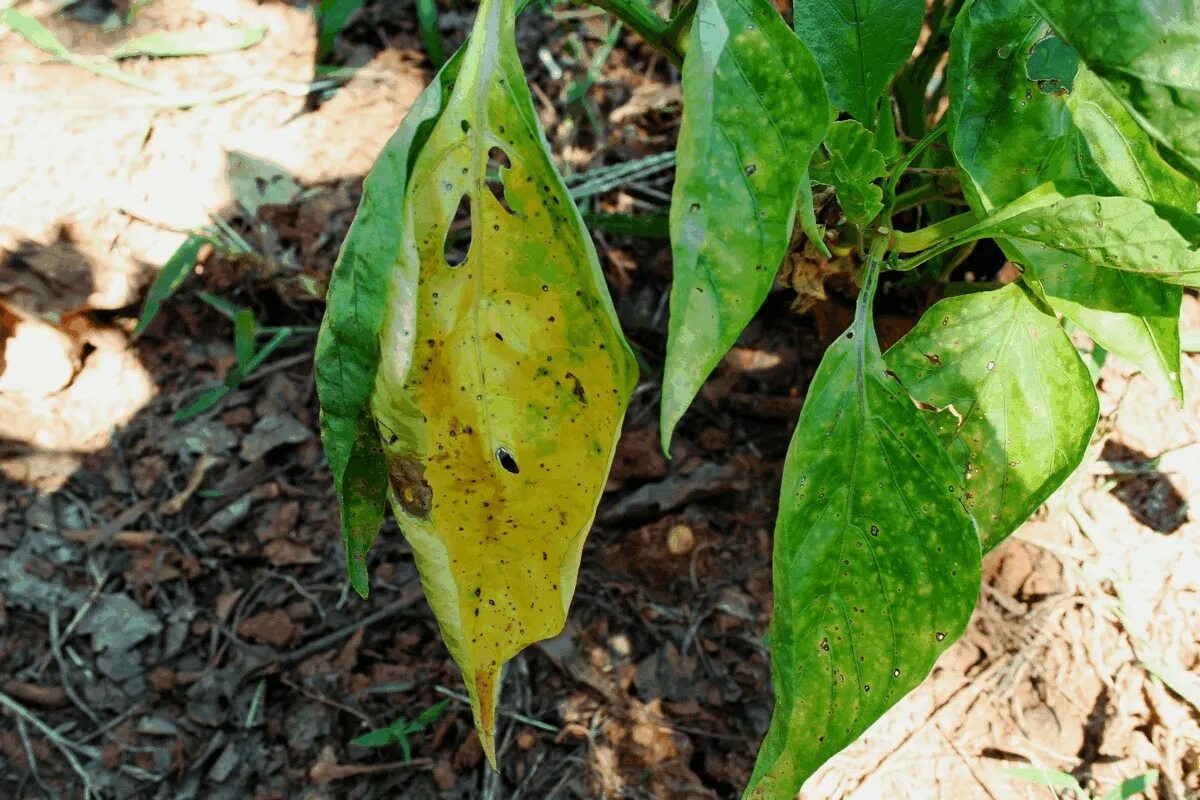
[[111, 25, 266, 59], [811, 119, 887, 229], [886, 282, 1098, 552], [662, 0, 830, 448], [965, 183, 1200, 289], [747, 257, 981, 798]]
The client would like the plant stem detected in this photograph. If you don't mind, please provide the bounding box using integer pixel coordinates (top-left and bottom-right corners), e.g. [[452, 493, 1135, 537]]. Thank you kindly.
[[883, 121, 948, 215], [892, 210, 978, 253], [585, 0, 685, 67], [892, 182, 947, 214]]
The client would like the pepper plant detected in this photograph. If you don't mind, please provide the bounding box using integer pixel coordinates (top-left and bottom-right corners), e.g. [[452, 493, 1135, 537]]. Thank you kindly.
[[315, 0, 1200, 795]]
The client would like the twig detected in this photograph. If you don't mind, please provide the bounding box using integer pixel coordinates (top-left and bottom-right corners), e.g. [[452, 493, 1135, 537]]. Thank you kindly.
[[49, 610, 100, 724], [279, 674, 371, 724], [15, 717, 54, 799], [276, 588, 423, 668], [434, 686, 560, 733], [0, 688, 97, 794]]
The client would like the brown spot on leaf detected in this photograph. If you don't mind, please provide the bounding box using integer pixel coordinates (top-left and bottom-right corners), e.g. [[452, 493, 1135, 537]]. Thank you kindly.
[[387, 455, 433, 518]]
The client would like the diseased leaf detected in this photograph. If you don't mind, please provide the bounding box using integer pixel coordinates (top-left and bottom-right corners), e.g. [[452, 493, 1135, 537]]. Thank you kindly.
[[1069, 68, 1200, 213], [792, 0, 925, 123], [1029, 0, 1200, 182], [362, 0, 636, 764], [662, 0, 829, 448], [886, 283, 1098, 552], [946, 0, 1105, 211], [947, 0, 1184, 401], [811, 119, 887, 229], [747, 256, 981, 798]]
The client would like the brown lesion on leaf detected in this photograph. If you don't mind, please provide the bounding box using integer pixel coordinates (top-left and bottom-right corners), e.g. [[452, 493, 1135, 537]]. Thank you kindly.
[[564, 371, 588, 405], [387, 455, 433, 517]]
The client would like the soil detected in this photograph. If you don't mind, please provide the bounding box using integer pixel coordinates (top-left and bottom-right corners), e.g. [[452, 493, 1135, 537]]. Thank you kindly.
[[1, 1, 1198, 799]]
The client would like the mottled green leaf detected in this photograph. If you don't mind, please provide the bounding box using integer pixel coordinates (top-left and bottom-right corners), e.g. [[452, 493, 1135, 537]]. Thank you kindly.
[[792, 0, 925, 122], [947, 0, 1184, 400], [811, 119, 887, 228], [662, 0, 829, 447], [1069, 68, 1200, 212], [359, 0, 636, 765], [886, 283, 1098, 552], [1029, 0, 1200, 182], [747, 257, 981, 799]]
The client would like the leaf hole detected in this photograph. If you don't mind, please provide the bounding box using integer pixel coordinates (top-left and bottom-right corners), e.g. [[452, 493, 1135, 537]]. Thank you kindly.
[[496, 447, 519, 474], [444, 194, 472, 267], [486, 147, 517, 215]]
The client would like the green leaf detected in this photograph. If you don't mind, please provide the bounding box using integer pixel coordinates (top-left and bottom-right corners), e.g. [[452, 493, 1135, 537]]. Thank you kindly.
[[350, 700, 450, 756], [965, 183, 1200, 289], [175, 386, 231, 422], [1006, 766, 1085, 793], [1068, 68, 1200, 213], [746, 254, 981, 798], [811, 119, 887, 229], [0, 8, 70, 57], [315, 47, 461, 592], [111, 25, 266, 59], [946, 2, 1185, 401], [328, 0, 637, 766], [234, 309, 257, 373], [134, 234, 208, 337], [886, 282, 1098, 552], [662, 0, 830, 448], [340, 411, 388, 598], [316, 0, 366, 58], [1102, 771, 1159, 800], [792, 0, 925, 123], [1028, 0, 1200, 182]]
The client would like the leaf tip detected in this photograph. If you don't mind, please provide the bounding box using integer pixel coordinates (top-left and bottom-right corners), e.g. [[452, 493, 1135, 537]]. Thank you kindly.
[[347, 554, 370, 599]]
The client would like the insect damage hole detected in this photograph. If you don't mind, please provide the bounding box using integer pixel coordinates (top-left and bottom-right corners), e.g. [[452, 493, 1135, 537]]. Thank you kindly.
[[443, 194, 472, 267], [486, 147, 518, 216], [496, 447, 519, 474]]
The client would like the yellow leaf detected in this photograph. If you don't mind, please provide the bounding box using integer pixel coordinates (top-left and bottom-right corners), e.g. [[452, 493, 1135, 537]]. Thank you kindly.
[[369, 0, 637, 763]]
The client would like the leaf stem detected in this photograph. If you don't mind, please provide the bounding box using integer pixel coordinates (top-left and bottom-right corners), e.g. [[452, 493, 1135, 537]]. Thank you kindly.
[[585, 0, 685, 67]]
